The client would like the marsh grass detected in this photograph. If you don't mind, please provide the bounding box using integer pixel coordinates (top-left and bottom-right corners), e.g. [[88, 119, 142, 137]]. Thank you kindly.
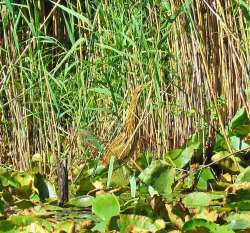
[[0, 0, 249, 171]]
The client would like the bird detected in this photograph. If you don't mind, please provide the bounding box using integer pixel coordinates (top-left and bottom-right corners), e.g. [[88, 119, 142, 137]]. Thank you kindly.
[[102, 85, 144, 167]]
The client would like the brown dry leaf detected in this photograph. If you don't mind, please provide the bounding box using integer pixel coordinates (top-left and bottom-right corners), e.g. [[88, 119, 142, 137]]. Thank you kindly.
[[165, 204, 184, 229], [78, 219, 94, 229], [127, 226, 149, 233], [25, 222, 50, 233], [192, 208, 218, 222], [226, 182, 250, 194]]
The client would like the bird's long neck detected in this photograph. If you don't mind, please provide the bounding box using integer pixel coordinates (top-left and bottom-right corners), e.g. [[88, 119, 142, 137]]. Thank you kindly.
[[124, 90, 141, 135]]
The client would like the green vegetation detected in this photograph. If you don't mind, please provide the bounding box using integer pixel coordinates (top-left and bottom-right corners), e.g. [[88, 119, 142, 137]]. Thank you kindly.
[[0, 0, 250, 232]]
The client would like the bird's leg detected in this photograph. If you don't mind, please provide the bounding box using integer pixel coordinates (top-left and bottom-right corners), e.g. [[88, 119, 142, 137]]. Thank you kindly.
[[57, 161, 69, 207]]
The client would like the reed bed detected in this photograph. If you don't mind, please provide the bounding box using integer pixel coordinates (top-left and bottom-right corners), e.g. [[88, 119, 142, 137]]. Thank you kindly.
[[0, 0, 249, 171]]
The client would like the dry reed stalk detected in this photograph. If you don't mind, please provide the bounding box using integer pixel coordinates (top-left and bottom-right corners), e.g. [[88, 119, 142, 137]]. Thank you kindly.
[[0, 0, 249, 170]]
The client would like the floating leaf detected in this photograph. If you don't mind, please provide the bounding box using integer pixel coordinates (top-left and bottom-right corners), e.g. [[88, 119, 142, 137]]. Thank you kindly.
[[182, 218, 234, 233], [182, 192, 223, 208], [92, 193, 120, 221], [54, 220, 75, 233], [68, 195, 93, 208], [118, 214, 165, 233], [193, 208, 218, 222], [226, 213, 250, 230]]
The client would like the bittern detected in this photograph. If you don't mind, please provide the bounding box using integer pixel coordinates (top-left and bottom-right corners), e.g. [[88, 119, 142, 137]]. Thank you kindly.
[[102, 85, 143, 166]]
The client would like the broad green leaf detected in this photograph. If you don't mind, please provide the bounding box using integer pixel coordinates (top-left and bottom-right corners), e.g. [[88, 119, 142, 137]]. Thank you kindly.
[[236, 166, 250, 183], [9, 215, 38, 227], [153, 167, 175, 196], [182, 218, 234, 233], [91, 221, 106, 233], [229, 136, 250, 151], [182, 192, 223, 208], [226, 213, 250, 230], [214, 133, 227, 151], [92, 193, 120, 221], [211, 151, 239, 173], [14, 172, 34, 187], [15, 200, 35, 209], [227, 200, 250, 211], [138, 160, 175, 195], [0, 220, 14, 232], [29, 193, 40, 202], [139, 160, 167, 184], [0, 174, 20, 188], [172, 145, 195, 168], [54, 220, 75, 233], [229, 108, 250, 137], [136, 151, 153, 169], [165, 148, 183, 161], [148, 185, 159, 197], [197, 168, 215, 191], [118, 214, 165, 233], [68, 195, 94, 208], [111, 163, 131, 187]]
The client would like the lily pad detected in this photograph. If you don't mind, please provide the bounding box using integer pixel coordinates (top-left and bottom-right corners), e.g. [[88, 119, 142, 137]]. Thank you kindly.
[[182, 192, 223, 209], [92, 193, 120, 221], [226, 213, 250, 230], [118, 214, 165, 233], [68, 195, 94, 208], [182, 218, 234, 233]]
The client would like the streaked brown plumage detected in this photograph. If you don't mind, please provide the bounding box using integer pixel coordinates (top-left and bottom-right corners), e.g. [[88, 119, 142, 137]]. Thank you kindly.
[[102, 85, 143, 166]]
